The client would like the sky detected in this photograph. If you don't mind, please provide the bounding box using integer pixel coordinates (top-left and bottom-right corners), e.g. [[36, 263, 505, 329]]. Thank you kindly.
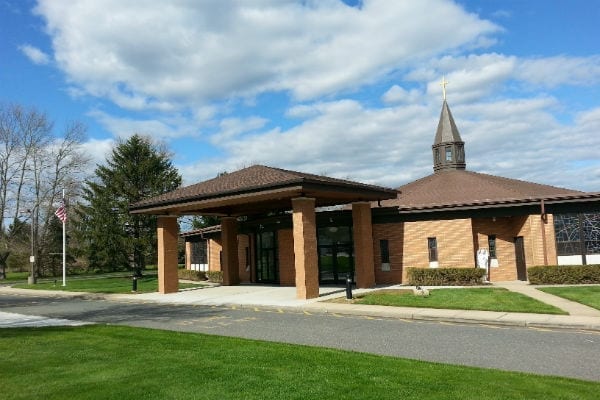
[[1, 0, 599, 192]]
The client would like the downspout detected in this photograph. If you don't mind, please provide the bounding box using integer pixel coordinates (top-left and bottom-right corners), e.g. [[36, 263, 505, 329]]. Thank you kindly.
[[540, 200, 548, 265]]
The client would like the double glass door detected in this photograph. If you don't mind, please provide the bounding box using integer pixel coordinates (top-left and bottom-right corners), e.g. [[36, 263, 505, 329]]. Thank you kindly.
[[256, 231, 278, 283], [318, 226, 354, 284]]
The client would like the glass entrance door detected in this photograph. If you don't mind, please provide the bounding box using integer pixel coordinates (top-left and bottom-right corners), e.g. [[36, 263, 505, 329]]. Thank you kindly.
[[318, 226, 354, 284], [256, 231, 278, 283]]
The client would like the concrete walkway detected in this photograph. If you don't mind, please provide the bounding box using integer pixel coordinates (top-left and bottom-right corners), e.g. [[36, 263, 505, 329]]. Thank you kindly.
[[494, 281, 600, 317], [1, 283, 600, 331]]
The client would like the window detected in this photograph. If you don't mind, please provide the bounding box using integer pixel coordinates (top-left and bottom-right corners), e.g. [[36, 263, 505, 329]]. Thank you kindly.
[[488, 235, 497, 259], [434, 148, 440, 164], [380, 240, 390, 263], [554, 213, 600, 257], [445, 146, 452, 161], [456, 145, 464, 162], [428, 237, 438, 262]]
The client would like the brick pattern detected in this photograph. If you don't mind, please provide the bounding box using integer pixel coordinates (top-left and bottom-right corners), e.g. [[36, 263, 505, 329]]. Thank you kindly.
[[373, 219, 474, 283], [208, 238, 222, 271], [221, 217, 240, 285], [372, 223, 405, 284], [157, 217, 179, 294], [472, 216, 529, 281], [292, 197, 319, 299], [352, 202, 376, 288], [278, 229, 296, 286], [238, 234, 251, 283], [185, 241, 191, 270]]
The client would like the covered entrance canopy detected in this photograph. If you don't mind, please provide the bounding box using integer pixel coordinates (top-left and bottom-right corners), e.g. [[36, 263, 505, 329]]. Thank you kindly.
[[130, 165, 397, 299]]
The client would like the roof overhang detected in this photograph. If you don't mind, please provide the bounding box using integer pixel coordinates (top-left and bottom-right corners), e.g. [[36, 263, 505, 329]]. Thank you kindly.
[[130, 180, 398, 216]]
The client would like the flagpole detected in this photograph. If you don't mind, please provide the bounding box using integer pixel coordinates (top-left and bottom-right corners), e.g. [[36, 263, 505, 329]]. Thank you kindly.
[[62, 189, 66, 287]]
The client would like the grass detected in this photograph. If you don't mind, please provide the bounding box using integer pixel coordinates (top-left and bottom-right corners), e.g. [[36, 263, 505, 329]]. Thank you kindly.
[[12, 276, 205, 294], [538, 286, 600, 310], [353, 288, 567, 314], [0, 325, 597, 399], [1, 271, 29, 282]]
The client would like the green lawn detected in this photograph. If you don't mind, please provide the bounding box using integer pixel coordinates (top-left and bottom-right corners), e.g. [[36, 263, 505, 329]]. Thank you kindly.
[[12, 276, 204, 294], [0, 325, 597, 399], [538, 286, 600, 310], [1, 271, 29, 282], [354, 288, 567, 314]]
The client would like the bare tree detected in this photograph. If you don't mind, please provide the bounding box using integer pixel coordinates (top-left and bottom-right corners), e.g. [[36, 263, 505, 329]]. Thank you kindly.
[[0, 102, 89, 280]]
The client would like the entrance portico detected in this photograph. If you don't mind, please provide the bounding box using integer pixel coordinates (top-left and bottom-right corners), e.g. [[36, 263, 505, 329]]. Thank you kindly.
[[130, 165, 397, 299]]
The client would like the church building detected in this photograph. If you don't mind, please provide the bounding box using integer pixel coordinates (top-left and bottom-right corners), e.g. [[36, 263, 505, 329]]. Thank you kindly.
[[130, 94, 600, 299]]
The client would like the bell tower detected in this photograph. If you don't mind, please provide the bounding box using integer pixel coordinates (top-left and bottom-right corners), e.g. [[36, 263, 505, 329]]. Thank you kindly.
[[432, 77, 466, 172]]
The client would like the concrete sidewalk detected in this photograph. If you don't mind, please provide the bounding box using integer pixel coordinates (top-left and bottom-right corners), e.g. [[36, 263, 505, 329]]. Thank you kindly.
[[1, 284, 600, 331]]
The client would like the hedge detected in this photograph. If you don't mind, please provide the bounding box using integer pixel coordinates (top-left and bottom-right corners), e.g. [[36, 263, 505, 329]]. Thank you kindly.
[[177, 269, 206, 281], [206, 271, 223, 283], [407, 267, 486, 286], [527, 264, 600, 284]]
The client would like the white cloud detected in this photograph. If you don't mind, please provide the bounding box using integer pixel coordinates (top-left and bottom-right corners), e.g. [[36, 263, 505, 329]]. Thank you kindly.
[[382, 85, 422, 104], [88, 110, 200, 140], [516, 55, 600, 88], [34, 0, 498, 109], [19, 44, 50, 65], [177, 94, 600, 192], [79, 137, 115, 169]]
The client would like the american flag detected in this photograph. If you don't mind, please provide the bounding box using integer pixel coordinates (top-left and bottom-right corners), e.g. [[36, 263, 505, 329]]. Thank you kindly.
[[55, 201, 67, 223]]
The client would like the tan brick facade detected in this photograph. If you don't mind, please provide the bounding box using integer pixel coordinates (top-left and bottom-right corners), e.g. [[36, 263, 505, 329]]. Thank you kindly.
[[292, 197, 319, 299], [221, 217, 240, 285], [238, 234, 251, 283], [373, 218, 474, 283], [157, 216, 179, 294], [278, 229, 296, 286], [188, 212, 559, 288], [208, 238, 222, 271], [352, 202, 376, 288]]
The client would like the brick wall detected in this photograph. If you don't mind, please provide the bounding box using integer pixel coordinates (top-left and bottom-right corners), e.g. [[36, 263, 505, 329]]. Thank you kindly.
[[372, 223, 404, 284], [471, 214, 557, 281], [472, 216, 528, 281], [278, 229, 296, 286], [238, 234, 251, 283], [373, 218, 474, 283], [208, 238, 222, 271]]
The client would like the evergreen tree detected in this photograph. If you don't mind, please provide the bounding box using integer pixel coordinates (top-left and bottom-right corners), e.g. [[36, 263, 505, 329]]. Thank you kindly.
[[78, 134, 182, 275]]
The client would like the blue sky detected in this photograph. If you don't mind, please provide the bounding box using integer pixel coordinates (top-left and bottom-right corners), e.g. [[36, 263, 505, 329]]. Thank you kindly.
[[1, 0, 599, 191]]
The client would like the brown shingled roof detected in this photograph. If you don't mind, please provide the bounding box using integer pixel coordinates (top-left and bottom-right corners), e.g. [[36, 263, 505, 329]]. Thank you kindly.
[[381, 169, 585, 212], [130, 164, 397, 215]]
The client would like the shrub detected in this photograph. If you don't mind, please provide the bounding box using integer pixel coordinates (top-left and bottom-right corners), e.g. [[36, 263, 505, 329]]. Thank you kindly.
[[527, 264, 600, 284], [177, 269, 206, 281], [206, 271, 223, 283], [407, 267, 486, 286]]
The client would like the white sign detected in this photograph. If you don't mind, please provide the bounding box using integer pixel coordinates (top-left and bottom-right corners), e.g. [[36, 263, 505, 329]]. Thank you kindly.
[[29, 256, 35, 263]]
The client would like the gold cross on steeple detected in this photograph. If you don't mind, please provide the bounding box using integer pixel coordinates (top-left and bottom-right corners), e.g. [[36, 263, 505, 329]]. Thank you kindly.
[[440, 76, 449, 101]]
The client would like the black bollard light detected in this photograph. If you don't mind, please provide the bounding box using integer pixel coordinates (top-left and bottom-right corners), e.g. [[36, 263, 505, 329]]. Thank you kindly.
[[345, 273, 353, 300], [132, 276, 138, 292]]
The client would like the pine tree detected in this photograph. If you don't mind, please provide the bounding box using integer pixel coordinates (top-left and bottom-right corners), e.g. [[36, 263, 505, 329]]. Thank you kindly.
[[77, 134, 182, 275]]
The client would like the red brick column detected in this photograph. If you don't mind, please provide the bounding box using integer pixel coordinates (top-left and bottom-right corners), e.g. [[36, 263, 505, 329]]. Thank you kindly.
[[352, 202, 376, 288], [292, 197, 319, 299], [157, 216, 179, 294], [221, 216, 240, 286]]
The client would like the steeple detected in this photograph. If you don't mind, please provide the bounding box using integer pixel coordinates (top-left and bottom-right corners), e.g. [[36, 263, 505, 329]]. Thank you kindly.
[[432, 78, 465, 172]]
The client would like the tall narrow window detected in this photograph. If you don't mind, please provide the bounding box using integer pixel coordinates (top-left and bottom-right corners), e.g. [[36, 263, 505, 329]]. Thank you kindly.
[[380, 239, 390, 271], [445, 146, 452, 161], [488, 235, 497, 259], [428, 237, 438, 262], [434, 148, 440, 164]]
